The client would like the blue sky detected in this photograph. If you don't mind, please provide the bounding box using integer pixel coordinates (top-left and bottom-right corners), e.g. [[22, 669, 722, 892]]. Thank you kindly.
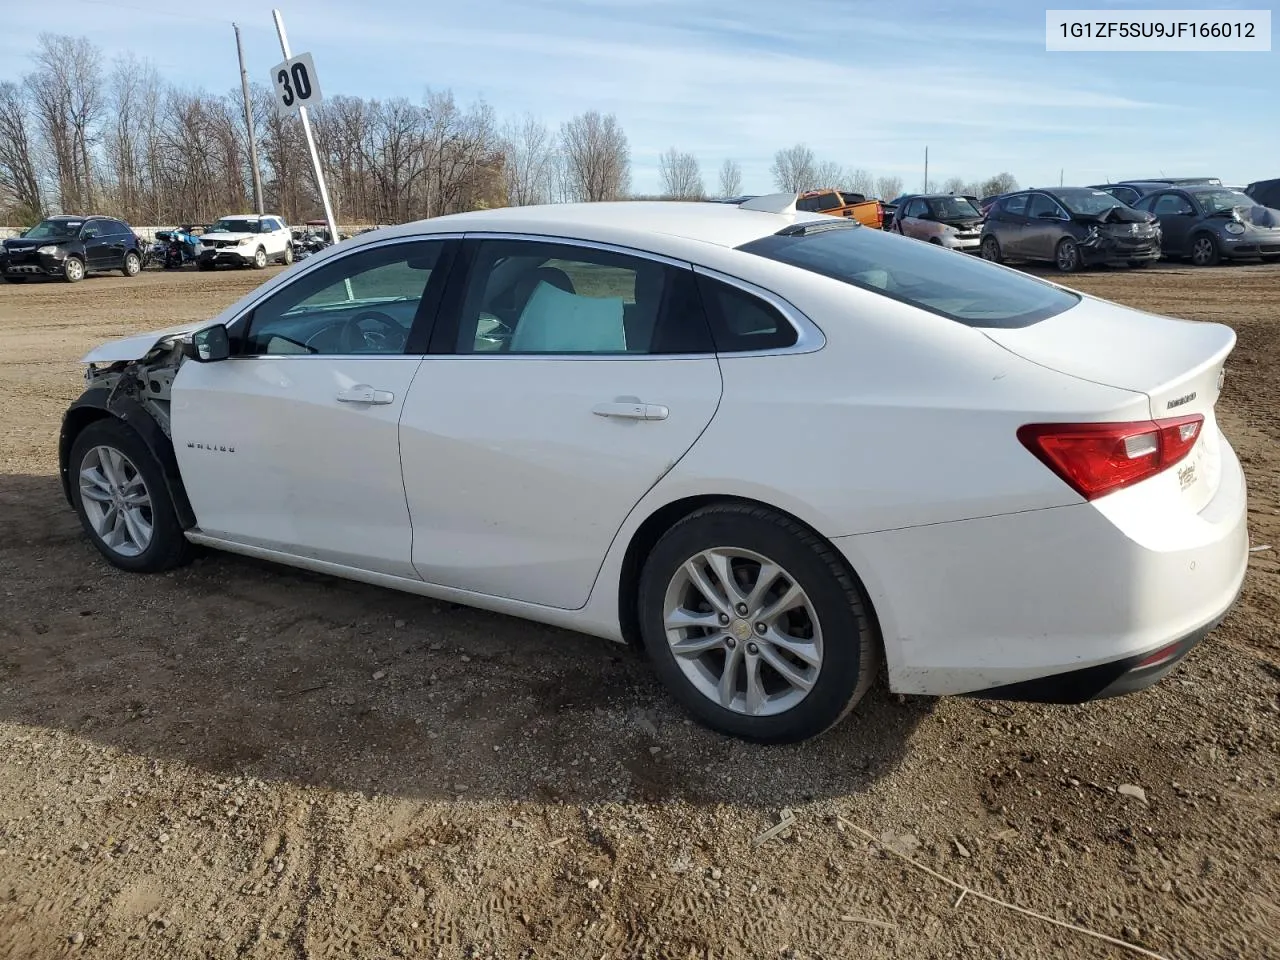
[[2, 0, 1275, 194]]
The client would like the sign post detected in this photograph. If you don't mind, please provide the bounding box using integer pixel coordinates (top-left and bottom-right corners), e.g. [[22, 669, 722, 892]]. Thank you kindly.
[[269, 9, 339, 247]]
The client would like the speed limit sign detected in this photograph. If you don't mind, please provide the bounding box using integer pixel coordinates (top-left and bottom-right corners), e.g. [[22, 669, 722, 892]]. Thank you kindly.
[[269, 52, 323, 118]]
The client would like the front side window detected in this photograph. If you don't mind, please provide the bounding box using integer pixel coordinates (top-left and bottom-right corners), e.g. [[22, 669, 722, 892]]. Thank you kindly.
[[241, 240, 443, 356], [452, 240, 709, 355], [738, 222, 1080, 329], [1152, 193, 1195, 216], [1027, 194, 1064, 219]]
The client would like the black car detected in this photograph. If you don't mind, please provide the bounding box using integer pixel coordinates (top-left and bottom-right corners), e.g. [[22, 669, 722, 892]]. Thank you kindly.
[[1133, 185, 1280, 266], [1246, 178, 1280, 210], [1, 215, 146, 283], [979, 187, 1161, 273], [1091, 179, 1219, 206]]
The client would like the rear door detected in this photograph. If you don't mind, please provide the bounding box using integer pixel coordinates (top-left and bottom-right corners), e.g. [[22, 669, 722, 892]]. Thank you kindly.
[[398, 236, 724, 609]]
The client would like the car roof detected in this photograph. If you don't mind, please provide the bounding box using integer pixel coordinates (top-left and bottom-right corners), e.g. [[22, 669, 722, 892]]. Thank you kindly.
[[387, 200, 833, 253]]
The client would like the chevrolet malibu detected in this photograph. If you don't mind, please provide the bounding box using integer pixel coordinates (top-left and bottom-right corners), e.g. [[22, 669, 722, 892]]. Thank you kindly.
[[59, 197, 1248, 743]]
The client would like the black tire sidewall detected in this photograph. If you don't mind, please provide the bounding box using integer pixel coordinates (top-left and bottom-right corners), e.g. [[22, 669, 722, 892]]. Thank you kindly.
[[69, 419, 190, 573], [981, 236, 1001, 262], [638, 507, 875, 743]]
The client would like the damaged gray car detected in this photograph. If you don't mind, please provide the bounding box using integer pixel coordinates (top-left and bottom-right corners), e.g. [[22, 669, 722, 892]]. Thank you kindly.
[[1133, 185, 1280, 266], [979, 188, 1161, 273]]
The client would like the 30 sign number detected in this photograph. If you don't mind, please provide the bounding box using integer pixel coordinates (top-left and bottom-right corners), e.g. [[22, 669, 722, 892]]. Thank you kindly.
[[269, 52, 323, 117]]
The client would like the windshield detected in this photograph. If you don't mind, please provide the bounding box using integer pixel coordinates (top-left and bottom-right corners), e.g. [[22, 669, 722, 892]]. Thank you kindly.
[[738, 223, 1079, 328], [22, 219, 83, 240], [1055, 189, 1122, 216], [927, 196, 982, 219], [1194, 190, 1257, 214], [208, 219, 261, 233]]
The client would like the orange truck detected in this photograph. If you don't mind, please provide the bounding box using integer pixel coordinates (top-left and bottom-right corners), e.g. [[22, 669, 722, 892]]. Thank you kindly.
[[796, 189, 884, 229]]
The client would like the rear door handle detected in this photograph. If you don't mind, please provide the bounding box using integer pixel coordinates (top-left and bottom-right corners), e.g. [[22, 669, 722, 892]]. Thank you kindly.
[[592, 401, 668, 421], [336, 385, 394, 405]]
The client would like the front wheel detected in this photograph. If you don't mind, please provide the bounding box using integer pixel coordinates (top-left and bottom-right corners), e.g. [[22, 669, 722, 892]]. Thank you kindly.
[[1190, 234, 1220, 267], [1055, 237, 1081, 273], [69, 418, 193, 573], [638, 504, 880, 743], [980, 235, 1002, 263], [252, 246, 268, 269], [63, 256, 85, 282], [122, 251, 142, 277]]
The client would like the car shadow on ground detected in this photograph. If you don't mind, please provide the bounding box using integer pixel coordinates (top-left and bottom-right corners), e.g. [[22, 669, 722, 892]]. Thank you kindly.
[[0, 472, 934, 808]]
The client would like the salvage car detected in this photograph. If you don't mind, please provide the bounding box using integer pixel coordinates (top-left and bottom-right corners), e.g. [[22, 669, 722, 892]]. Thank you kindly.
[[1134, 185, 1280, 265], [1, 215, 146, 283], [59, 197, 1247, 743], [889, 194, 985, 251], [980, 187, 1161, 272], [197, 214, 294, 270]]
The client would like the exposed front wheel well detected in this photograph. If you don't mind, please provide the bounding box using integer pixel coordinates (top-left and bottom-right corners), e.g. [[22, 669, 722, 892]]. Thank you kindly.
[[58, 405, 114, 505], [616, 495, 881, 654]]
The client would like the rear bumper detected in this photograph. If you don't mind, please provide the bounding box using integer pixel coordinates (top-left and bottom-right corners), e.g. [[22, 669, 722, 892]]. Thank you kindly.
[[832, 430, 1249, 699]]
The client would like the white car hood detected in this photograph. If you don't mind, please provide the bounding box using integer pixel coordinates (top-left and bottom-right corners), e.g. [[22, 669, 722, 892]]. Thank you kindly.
[[202, 232, 257, 243], [81, 320, 207, 363]]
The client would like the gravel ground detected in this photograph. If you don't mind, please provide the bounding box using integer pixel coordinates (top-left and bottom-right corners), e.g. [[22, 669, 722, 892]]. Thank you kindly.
[[1, 263, 1277, 960]]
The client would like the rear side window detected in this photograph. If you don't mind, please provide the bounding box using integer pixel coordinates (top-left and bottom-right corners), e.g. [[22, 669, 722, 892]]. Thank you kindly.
[[737, 224, 1079, 329], [696, 275, 797, 352]]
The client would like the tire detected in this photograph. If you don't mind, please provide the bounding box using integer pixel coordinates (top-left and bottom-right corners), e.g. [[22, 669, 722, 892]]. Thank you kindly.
[[63, 256, 86, 283], [637, 503, 880, 744], [252, 246, 268, 269], [1190, 233, 1220, 267], [980, 235, 1002, 263], [122, 251, 142, 277], [282, 244, 294, 265], [1054, 237, 1081, 273], [69, 418, 193, 573]]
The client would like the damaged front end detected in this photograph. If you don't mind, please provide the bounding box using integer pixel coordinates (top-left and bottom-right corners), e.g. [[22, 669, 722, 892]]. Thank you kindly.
[[1077, 205, 1162, 264], [60, 332, 198, 527]]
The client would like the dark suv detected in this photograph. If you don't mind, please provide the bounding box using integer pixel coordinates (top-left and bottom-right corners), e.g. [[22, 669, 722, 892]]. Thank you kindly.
[[1, 215, 146, 283]]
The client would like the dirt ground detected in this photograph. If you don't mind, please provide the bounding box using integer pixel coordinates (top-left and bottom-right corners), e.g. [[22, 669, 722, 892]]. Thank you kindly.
[[1, 263, 1277, 960]]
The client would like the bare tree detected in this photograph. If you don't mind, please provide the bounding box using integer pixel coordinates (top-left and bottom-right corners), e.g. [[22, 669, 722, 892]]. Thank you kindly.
[[718, 158, 741, 197], [27, 34, 104, 211], [848, 168, 876, 197], [812, 160, 845, 190], [658, 147, 703, 199], [771, 143, 816, 193], [560, 110, 630, 201], [979, 172, 1019, 198], [501, 112, 555, 206], [875, 175, 903, 200], [942, 176, 967, 195], [0, 81, 43, 221]]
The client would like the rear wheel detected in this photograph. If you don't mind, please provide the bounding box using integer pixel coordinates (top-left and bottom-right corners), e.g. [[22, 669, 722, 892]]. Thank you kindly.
[[122, 251, 141, 277], [1190, 233, 1220, 267], [980, 235, 1002, 263], [69, 418, 193, 573], [282, 243, 294, 265], [638, 504, 879, 744], [1055, 237, 1081, 273], [63, 256, 85, 283]]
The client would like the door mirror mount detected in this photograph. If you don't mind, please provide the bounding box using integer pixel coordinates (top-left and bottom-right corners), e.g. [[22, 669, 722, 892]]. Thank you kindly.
[[188, 323, 231, 362]]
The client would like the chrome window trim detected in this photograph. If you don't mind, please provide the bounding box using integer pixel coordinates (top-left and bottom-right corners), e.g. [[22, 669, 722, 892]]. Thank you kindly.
[[220, 232, 466, 360]]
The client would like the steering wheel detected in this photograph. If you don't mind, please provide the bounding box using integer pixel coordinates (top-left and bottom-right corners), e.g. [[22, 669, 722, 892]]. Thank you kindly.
[[339, 311, 405, 353]]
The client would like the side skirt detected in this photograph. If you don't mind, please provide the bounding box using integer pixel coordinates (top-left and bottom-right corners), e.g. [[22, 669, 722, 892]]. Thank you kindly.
[[183, 531, 626, 645]]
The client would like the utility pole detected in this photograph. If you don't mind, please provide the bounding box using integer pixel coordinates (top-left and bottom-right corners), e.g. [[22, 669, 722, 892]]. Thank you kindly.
[[272, 9, 338, 243], [1059, 168, 1064, 187], [234, 23, 265, 216], [923, 146, 929, 192]]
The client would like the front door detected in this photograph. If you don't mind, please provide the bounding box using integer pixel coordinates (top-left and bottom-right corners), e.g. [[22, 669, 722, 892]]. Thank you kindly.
[[1023, 193, 1068, 261], [993, 193, 1031, 257], [399, 237, 724, 609], [79, 223, 117, 270], [171, 237, 453, 578], [1149, 192, 1197, 256]]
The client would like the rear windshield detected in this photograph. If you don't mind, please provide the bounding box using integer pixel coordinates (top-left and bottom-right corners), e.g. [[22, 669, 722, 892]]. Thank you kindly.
[[737, 224, 1080, 328]]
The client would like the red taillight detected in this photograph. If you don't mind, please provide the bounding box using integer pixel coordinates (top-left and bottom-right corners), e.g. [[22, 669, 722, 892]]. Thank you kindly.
[[1017, 414, 1203, 501]]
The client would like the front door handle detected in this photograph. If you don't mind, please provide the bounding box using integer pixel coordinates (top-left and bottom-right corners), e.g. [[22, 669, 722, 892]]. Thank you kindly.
[[336, 385, 394, 405], [592, 401, 668, 421]]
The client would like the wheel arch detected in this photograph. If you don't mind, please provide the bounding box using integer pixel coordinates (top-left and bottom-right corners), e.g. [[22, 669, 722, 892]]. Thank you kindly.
[[615, 493, 882, 652], [59, 387, 197, 529]]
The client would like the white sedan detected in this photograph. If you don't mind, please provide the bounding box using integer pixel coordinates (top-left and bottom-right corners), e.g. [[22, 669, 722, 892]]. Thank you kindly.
[[59, 196, 1249, 743]]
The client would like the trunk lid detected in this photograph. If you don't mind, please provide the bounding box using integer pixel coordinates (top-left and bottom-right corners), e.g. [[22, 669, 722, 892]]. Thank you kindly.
[[984, 294, 1235, 510]]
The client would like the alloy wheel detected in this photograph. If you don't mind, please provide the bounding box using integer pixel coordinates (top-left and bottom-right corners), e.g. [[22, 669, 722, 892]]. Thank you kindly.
[[662, 547, 822, 717], [65, 258, 85, 281], [78, 445, 154, 557], [1056, 240, 1079, 272], [1192, 237, 1216, 266]]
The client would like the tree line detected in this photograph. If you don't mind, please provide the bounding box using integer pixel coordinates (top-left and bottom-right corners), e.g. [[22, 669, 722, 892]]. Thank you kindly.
[[1, 33, 1019, 228]]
